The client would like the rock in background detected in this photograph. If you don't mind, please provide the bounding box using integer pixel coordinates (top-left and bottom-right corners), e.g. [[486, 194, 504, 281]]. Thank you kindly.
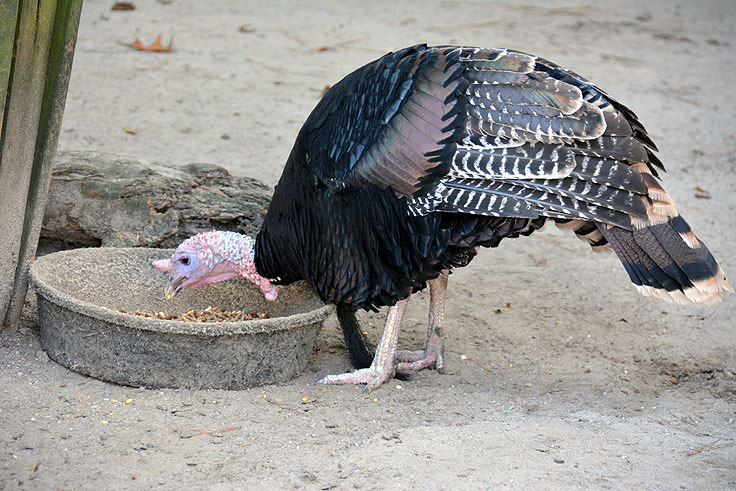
[[40, 151, 272, 250]]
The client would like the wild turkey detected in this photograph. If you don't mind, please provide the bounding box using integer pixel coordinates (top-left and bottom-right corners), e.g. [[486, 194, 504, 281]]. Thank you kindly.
[[153, 44, 731, 391]]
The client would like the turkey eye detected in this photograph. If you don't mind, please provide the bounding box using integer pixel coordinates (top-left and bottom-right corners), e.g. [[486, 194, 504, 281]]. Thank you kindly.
[[180, 257, 190, 266]]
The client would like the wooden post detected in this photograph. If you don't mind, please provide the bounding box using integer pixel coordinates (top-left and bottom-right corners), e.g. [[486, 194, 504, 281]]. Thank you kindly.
[[0, 0, 83, 330]]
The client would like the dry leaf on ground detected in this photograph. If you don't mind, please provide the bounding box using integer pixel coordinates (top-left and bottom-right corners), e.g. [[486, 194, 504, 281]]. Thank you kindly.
[[112, 1, 135, 11], [125, 34, 173, 52]]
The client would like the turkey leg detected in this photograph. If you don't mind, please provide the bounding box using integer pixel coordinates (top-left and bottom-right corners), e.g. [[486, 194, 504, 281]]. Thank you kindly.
[[319, 296, 410, 391], [395, 270, 447, 372]]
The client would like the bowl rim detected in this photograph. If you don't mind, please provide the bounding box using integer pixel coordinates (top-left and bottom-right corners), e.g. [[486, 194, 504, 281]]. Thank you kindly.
[[30, 247, 333, 336]]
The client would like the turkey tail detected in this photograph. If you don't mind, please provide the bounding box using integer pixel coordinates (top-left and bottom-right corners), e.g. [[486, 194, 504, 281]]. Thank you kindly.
[[598, 166, 731, 305], [336, 303, 374, 369], [556, 219, 608, 251]]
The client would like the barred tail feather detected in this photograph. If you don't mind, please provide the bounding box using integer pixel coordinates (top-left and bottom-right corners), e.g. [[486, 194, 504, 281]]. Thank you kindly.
[[599, 216, 732, 305], [555, 218, 608, 250]]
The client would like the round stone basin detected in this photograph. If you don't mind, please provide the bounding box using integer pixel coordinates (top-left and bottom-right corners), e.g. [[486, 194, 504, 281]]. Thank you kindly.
[[29, 247, 331, 389]]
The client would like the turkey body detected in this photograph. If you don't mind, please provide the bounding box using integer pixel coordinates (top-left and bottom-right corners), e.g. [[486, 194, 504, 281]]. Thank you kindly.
[[254, 44, 730, 375]]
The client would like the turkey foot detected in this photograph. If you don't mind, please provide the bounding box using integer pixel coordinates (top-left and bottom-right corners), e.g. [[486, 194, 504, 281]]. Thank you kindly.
[[319, 297, 409, 392], [395, 329, 444, 372], [318, 367, 396, 392], [396, 270, 448, 372]]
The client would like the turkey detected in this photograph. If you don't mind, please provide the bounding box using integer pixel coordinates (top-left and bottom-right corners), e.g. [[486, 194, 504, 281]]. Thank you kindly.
[[153, 44, 731, 391]]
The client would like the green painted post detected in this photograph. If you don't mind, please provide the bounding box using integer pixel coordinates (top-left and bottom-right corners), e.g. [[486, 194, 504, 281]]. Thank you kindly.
[[0, 2, 19, 120], [0, 0, 83, 330]]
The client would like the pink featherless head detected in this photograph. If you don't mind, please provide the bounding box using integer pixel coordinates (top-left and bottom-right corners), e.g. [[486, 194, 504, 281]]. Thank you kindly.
[[152, 230, 280, 301]]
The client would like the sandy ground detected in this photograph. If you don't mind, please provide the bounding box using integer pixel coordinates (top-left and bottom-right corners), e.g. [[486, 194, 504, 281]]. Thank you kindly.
[[2, 1, 735, 488]]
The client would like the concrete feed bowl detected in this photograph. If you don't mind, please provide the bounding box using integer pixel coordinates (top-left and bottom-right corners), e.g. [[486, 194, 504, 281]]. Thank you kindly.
[[29, 247, 331, 389]]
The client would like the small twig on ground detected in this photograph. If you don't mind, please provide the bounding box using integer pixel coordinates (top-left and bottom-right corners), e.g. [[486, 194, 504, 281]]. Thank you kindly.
[[460, 354, 489, 371], [687, 439, 733, 456], [176, 426, 241, 438]]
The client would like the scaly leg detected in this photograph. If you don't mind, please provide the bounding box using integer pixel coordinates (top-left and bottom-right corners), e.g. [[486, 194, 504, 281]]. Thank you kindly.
[[395, 270, 448, 373], [318, 296, 410, 391]]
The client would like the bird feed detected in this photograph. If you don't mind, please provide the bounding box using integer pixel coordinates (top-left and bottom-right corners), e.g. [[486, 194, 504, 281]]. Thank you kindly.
[[119, 306, 269, 322]]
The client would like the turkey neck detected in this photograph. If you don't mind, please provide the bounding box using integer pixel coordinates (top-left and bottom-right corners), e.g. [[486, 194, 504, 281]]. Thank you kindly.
[[254, 147, 310, 288]]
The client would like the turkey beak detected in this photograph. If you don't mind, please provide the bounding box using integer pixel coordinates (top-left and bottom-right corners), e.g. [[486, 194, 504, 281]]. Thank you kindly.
[[152, 258, 183, 300], [165, 275, 187, 301]]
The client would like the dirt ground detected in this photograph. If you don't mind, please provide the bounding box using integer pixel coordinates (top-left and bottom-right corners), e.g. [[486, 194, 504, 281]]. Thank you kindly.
[[2, 1, 735, 489]]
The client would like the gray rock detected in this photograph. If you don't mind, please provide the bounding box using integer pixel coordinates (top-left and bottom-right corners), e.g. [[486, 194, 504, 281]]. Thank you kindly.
[[41, 151, 272, 249]]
